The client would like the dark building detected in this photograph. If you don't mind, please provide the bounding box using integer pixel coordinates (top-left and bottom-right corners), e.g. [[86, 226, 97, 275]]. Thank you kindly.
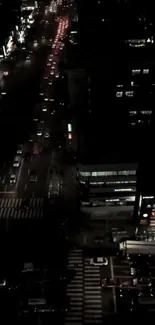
[[64, 0, 155, 221]]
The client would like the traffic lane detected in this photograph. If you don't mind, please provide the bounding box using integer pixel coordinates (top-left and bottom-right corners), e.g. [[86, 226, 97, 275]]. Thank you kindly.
[[0, 45, 49, 167], [32, 153, 52, 196], [23, 152, 52, 197], [0, 21, 46, 86], [113, 266, 131, 277], [0, 158, 24, 192], [114, 266, 155, 278], [16, 156, 33, 197], [0, 12, 63, 186], [15, 121, 52, 197], [102, 288, 115, 314], [1, 9, 57, 91], [100, 261, 111, 279]]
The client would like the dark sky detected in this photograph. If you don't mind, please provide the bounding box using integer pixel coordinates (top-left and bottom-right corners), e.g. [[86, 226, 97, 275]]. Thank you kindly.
[[0, 0, 21, 45]]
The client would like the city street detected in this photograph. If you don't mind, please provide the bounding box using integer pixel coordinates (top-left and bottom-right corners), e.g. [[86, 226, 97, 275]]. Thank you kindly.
[[0, 2, 71, 223]]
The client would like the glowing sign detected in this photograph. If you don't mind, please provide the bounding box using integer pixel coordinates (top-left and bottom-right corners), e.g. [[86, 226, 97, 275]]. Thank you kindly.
[[68, 124, 72, 132], [68, 133, 72, 140]]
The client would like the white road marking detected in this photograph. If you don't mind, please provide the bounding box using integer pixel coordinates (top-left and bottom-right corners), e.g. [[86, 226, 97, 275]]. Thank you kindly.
[[2, 174, 6, 184], [15, 158, 24, 189], [0, 191, 15, 194], [110, 257, 117, 313]]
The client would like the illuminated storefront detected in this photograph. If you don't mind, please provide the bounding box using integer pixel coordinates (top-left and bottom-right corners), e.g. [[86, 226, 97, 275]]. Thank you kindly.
[[5, 36, 16, 56]]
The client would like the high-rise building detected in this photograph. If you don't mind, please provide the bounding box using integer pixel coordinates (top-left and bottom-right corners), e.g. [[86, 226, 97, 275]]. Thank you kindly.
[[65, 0, 155, 221]]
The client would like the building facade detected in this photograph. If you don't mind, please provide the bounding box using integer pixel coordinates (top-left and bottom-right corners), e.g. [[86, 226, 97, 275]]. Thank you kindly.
[[77, 163, 138, 220]]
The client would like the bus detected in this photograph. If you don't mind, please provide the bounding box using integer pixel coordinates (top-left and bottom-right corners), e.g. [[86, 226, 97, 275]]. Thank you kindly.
[[119, 240, 155, 255]]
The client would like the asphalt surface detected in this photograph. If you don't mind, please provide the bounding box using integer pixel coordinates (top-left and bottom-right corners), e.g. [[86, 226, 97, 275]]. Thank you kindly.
[[0, 4, 72, 209]]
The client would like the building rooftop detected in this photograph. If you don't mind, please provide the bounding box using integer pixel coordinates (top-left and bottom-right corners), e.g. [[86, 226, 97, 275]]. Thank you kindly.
[[77, 127, 140, 165]]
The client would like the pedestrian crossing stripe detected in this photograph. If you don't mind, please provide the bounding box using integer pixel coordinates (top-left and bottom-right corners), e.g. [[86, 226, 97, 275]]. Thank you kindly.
[[0, 198, 44, 220], [65, 249, 103, 325], [0, 197, 44, 209]]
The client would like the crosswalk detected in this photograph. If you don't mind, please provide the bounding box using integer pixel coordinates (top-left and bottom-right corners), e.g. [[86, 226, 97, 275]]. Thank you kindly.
[[65, 249, 84, 325], [65, 249, 103, 325], [0, 198, 44, 220], [84, 258, 103, 324]]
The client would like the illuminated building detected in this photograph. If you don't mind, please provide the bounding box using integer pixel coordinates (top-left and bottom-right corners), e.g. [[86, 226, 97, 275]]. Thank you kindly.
[[135, 163, 155, 227], [77, 153, 138, 220], [21, 0, 38, 11]]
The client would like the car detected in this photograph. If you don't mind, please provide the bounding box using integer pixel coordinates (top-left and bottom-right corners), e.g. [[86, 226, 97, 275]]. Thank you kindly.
[[51, 109, 55, 115], [29, 135, 33, 142], [90, 257, 108, 266], [10, 174, 16, 184], [26, 54, 30, 60], [0, 278, 6, 288], [130, 267, 136, 276], [42, 106, 47, 112], [13, 156, 21, 167], [44, 130, 50, 138], [21, 198, 30, 209], [16, 144, 23, 154], [33, 116, 38, 122], [29, 170, 37, 183], [37, 128, 42, 136]]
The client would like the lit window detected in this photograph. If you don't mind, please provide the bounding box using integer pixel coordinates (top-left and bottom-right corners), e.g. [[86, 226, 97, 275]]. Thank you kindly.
[[118, 170, 136, 176], [116, 85, 123, 88], [116, 91, 123, 97], [114, 188, 134, 192], [106, 180, 136, 185], [92, 172, 98, 177], [143, 69, 149, 74], [79, 171, 91, 177], [132, 69, 141, 75], [131, 81, 134, 86], [140, 110, 152, 115], [129, 111, 137, 115], [125, 91, 134, 97], [92, 171, 117, 177]]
